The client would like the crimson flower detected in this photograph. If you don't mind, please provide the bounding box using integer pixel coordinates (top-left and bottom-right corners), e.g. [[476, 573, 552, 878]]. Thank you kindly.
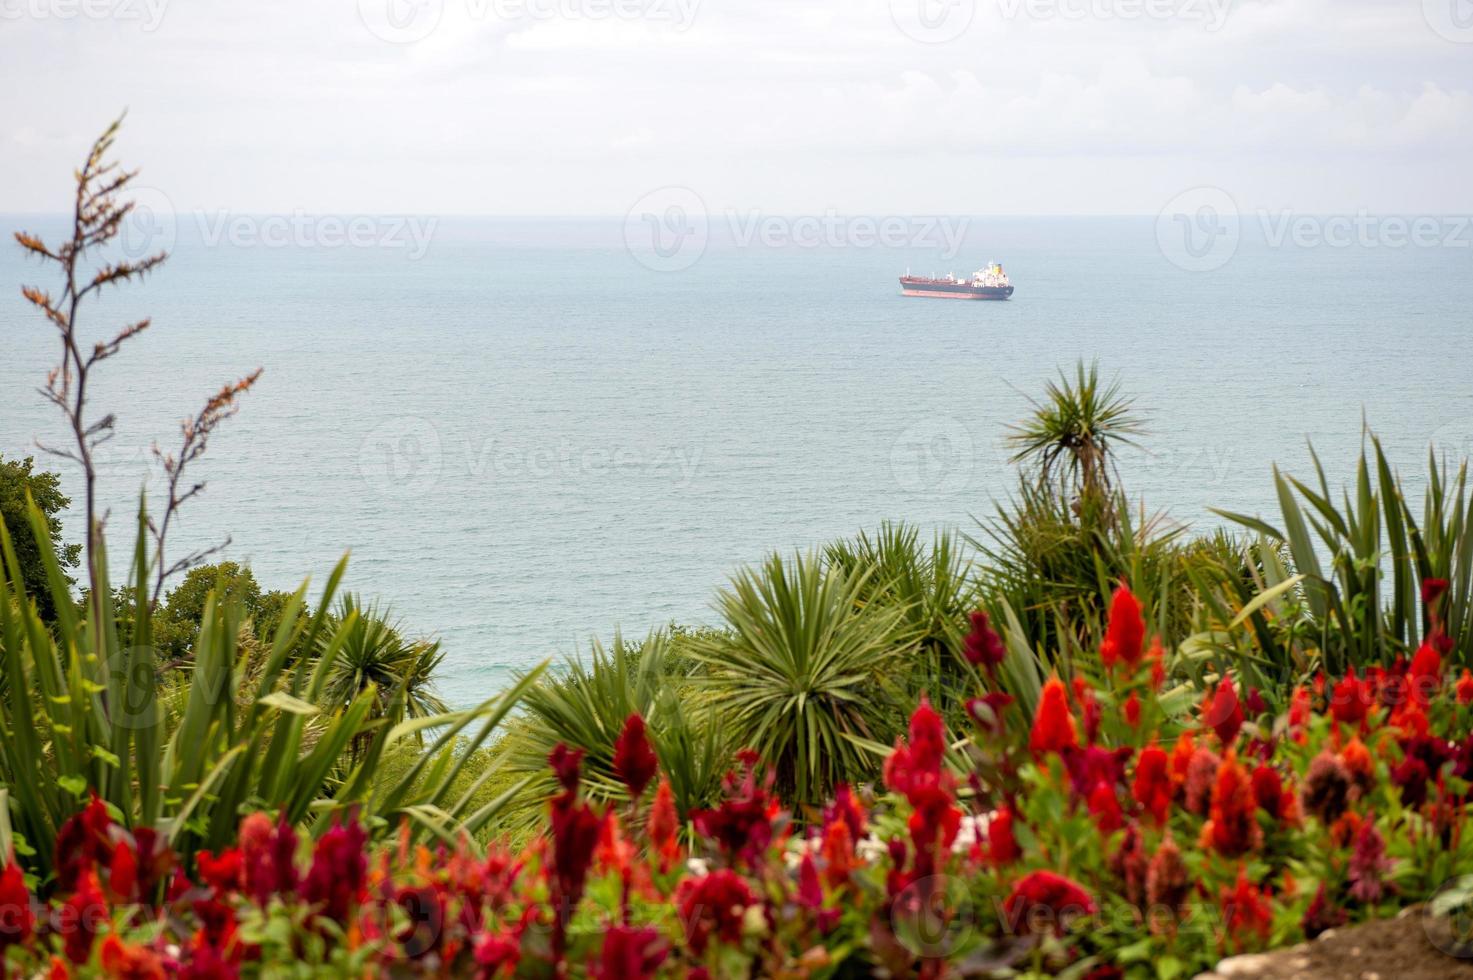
[[1204, 677, 1244, 747], [612, 713, 660, 800], [1122, 691, 1142, 728], [1250, 764, 1285, 818], [1145, 835, 1190, 921], [239, 812, 298, 906], [60, 869, 107, 965], [1457, 669, 1473, 705], [1132, 743, 1173, 826], [987, 806, 1021, 866], [1100, 583, 1145, 671], [1205, 752, 1261, 857], [647, 777, 681, 873], [1003, 871, 1096, 936], [1301, 883, 1346, 940], [594, 925, 668, 980], [883, 697, 961, 885], [1408, 640, 1443, 706], [675, 870, 756, 954], [547, 745, 602, 959], [53, 795, 114, 892], [299, 815, 368, 923], [692, 754, 776, 869], [196, 849, 242, 894], [0, 860, 33, 954], [1348, 821, 1393, 903], [1330, 669, 1373, 727], [1220, 866, 1272, 950], [1302, 751, 1354, 823], [1029, 677, 1079, 756], [963, 609, 1007, 669]]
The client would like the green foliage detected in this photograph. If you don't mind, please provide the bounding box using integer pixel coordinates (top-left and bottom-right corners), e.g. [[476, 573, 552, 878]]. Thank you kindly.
[[1006, 360, 1145, 502], [0, 455, 81, 623], [319, 594, 448, 729], [690, 550, 920, 809], [1201, 432, 1473, 682], [0, 497, 541, 883], [500, 631, 729, 826]]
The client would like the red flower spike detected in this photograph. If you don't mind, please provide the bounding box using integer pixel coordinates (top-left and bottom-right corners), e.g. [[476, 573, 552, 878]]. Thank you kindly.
[[107, 839, 138, 904], [1030, 677, 1079, 756], [1100, 583, 1146, 671], [1205, 677, 1244, 747], [1204, 752, 1261, 857], [1220, 866, 1272, 951], [675, 870, 755, 954], [593, 925, 668, 980], [1123, 691, 1142, 728], [1145, 835, 1190, 922], [1132, 742, 1173, 826], [1330, 670, 1373, 727], [196, 849, 243, 894], [987, 806, 1021, 866], [1003, 871, 1097, 937], [963, 609, 1007, 669], [60, 869, 106, 965], [99, 935, 167, 980], [612, 713, 660, 800], [1250, 764, 1285, 819], [299, 815, 368, 924], [1408, 641, 1443, 706], [1087, 780, 1124, 833], [647, 778, 681, 873], [1457, 669, 1473, 705], [0, 859, 34, 953]]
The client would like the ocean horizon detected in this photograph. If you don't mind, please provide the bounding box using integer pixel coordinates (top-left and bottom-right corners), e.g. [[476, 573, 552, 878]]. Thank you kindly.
[[5, 212, 1472, 706]]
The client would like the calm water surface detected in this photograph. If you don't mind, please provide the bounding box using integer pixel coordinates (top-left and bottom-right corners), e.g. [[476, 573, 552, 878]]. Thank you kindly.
[[3, 216, 1470, 705]]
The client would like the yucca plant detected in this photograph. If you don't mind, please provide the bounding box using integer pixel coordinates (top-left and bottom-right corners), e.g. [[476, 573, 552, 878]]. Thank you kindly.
[[691, 551, 921, 809], [0, 501, 541, 883], [1203, 431, 1473, 678]]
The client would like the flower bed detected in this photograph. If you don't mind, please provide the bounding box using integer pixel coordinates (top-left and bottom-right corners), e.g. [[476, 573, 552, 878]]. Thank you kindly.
[[5, 582, 1473, 977]]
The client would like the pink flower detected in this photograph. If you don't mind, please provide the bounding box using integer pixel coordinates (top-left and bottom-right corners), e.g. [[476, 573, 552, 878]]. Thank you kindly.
[[1348, 822, 1393, 903], [239, 812, 298, 905]]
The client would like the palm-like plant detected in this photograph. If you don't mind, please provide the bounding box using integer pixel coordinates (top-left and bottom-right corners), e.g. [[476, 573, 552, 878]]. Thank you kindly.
[[319, 595, 448, 728], [1007, 361, 1145, 506], [691, 551, 920, 809]]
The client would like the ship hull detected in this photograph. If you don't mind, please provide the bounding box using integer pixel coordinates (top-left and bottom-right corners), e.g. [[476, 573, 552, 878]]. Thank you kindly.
[[899, 278, 1013, 300]]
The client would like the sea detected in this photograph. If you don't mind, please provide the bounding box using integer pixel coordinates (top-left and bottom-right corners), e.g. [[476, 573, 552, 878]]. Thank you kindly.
[[3, 212, 1471, 707]]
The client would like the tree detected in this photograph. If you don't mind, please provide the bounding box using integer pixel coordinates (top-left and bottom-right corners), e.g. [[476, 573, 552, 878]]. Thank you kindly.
[[0, 454, 82, 621]]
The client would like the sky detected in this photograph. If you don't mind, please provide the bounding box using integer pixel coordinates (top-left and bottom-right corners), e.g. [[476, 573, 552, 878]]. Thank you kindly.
[[1, 0, 1471, 216]]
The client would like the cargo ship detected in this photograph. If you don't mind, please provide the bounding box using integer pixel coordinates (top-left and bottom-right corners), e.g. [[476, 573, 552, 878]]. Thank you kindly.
[[899, 263, 1013, 300]]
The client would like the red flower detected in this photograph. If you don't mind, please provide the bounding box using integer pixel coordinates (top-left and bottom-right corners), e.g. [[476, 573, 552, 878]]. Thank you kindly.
[[1301, 751, 1352, 823], [612, 713, 660, 800], [1288, 686, 1312, 742], [53, 795, 114, 892], [593, 925, 668, 980], [238, 812, 297, 906], [98, 934, 166, 980], [693, 755, 777, 869], [299, 815, 368, 923], [1100, 583, 1146, 671], [1423, 577, 1450, 610], [987, 806, 1021, 866], [546, 745, 602, 958], [1301, 883, 1347, 940], [1073, 678, 1103, 746], [1030, 677, 1079, 756], [1122, 691, 1142, 728], [963, 609, 1007, 669], [107, 839, 138, 904], [1147, 637, 1166, 690], [1457, 669, 1473, 705], [647, 777, 681, 873], [1330, 669, 1373, 727], [1204, 677, 1244, 747], [1408, 640, 1443, 706], [1003, 871, 1096, 936], [1132, 742, 1173, 825], [196, 849, 242, 894], [675, 870, 756, 954], [1183, 748, 1222, 816], [1250, 765, 1285, 819], [59, 869, 106, 965], [1204, 752, 1261, 857], [1087, 780, 1124, 833], [884, 698, 961, 884], [1220, 866, 1272, 950], [0, 860, 34, 953]]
